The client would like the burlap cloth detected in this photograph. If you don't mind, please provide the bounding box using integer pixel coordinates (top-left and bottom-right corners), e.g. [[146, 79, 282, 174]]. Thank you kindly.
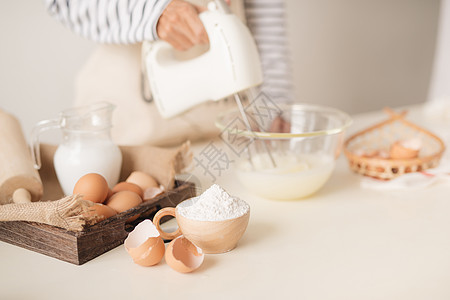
[[0, 142, 192, 231]]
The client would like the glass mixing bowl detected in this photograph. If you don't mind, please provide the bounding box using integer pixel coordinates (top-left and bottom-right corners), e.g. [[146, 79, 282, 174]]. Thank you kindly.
[[215, 103, 352, 200]]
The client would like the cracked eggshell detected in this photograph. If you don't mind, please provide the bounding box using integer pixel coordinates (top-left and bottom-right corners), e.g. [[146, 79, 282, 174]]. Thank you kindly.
[[165, 235, 204, 273], [124, 220, 165, 267], [143, 187, 164, 201]]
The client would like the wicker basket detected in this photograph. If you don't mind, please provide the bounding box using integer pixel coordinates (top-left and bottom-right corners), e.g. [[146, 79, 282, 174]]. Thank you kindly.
[[344, 108, 445, 180]]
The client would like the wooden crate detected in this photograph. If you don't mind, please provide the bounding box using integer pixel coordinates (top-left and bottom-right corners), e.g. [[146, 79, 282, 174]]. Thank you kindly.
[[0, 181, 195, 265]]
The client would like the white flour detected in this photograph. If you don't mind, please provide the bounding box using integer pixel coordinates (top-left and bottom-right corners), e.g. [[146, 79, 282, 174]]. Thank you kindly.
[[177, 184, 250, 221]]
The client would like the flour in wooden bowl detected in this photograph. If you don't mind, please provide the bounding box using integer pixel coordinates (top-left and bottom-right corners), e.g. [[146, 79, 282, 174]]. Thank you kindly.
[[177, 184, 249, 221]]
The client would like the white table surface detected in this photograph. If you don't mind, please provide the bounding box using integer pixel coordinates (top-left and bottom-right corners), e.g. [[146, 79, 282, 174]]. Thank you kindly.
[[2, 105, 450, 300]]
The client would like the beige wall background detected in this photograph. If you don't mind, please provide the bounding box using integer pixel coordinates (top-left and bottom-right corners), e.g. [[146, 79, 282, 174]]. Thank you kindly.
[[286, 0, 440, 113], [0, 0, 441, 137]]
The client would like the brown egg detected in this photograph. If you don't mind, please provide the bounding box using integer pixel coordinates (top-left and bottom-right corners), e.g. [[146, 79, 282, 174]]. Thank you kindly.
[[112, 182, 143, 198], [363, 149, 379, 158], [86, 203, 117, 221], [124, 220, 165, 267], [126, 171, 159, 190], [390, 139, 421, 159], [165, 235, 204, 273], [106, 188, 113, 200], [376, 150, 390, 159], [73, 173, 109, 203], [105, 190, 142, 213]]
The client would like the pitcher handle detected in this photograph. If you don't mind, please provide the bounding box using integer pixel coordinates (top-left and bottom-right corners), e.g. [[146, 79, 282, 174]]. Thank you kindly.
[[30, 119, 60, 169]]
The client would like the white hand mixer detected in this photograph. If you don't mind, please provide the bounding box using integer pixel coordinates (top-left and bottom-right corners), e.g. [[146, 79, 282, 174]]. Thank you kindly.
[[142, 0, 262, 118], [142, 0, 276, 167]]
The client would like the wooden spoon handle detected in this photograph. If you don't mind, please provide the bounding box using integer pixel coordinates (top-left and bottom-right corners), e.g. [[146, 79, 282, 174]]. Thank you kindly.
[[12, 188, 32, 204], [153, 207, 182, 240]]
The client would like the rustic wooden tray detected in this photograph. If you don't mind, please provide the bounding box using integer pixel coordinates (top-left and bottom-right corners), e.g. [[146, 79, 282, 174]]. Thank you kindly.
[[0, 180, 195, 265]]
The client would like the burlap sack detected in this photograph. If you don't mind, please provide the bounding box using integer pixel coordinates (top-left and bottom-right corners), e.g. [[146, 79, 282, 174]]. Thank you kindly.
[[0, 142, 192, 231]]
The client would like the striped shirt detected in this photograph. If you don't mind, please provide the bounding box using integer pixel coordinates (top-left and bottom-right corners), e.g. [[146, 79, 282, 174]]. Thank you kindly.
[[244, 0, 293, 103], [44, 0, 172, 43], [44, 0, 293, 103]]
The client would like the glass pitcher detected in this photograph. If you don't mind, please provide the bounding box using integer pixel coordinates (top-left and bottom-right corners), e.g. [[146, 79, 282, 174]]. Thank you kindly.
[[31, 102, 122, 195]]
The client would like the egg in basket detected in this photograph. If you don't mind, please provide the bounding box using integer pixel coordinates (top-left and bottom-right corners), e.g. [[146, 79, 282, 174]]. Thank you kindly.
[[344, 108, 445, 180]]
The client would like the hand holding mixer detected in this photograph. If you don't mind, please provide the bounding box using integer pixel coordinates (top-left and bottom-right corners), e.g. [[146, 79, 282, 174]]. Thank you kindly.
[[142, 0, 276, 166]]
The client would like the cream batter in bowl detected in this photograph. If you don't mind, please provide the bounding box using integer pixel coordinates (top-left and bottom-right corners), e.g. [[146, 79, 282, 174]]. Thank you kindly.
[[215, 103, 352, 200]]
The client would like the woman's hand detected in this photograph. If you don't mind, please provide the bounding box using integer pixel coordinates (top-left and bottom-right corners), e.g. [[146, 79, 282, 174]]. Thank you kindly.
[[156, 0, 208, 51], [269, 116, 291, 133]]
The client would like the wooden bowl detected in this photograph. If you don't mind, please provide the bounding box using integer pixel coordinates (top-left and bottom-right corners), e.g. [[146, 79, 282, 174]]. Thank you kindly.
[[153, 204, 250, 254]]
